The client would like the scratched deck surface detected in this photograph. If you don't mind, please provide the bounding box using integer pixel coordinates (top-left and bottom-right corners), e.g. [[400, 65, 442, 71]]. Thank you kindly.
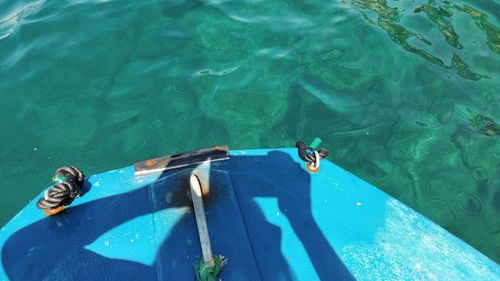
[[0, 149, 498, 280]]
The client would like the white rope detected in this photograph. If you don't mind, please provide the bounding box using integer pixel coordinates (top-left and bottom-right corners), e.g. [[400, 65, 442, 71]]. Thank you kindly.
[[190, 174, 215, 266], [311, 150, 321, 169]]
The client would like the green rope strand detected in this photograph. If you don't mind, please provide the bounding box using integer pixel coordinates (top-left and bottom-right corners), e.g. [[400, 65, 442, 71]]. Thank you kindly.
[[52, 174, 67, 184], [195, 255, 223, 281], [309, 137, 322, 150]]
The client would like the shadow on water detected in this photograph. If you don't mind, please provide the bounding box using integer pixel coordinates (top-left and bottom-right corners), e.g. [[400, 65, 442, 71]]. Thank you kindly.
[[2, 151, 354, 280]]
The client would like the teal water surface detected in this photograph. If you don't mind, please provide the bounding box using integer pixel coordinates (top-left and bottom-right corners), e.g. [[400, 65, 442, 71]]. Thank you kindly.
[[0, 0, 499, 263]]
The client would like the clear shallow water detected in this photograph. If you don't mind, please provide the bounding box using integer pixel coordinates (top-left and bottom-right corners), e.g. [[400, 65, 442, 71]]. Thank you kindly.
[[0, 0, 499, 262]]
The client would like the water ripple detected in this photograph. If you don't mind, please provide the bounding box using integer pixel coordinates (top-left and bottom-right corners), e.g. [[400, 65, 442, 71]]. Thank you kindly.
[[0, 0, 45, 41], [342, 0, 499, 81], [0, 0, 499, 264]]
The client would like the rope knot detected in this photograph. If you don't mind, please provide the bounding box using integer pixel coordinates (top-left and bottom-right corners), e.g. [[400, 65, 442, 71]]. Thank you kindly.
[[296, 140, 328, 173], [37, 166, 85, 215], [195, 255, 227, 281]]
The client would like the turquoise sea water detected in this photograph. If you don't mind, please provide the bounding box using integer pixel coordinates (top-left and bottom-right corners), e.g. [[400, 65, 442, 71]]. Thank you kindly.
[[0, 0, 499, 263]]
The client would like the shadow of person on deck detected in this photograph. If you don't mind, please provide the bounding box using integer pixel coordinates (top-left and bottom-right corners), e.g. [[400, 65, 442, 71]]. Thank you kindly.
[[215, 151, 354, 281], [2, 150, 353, 280]]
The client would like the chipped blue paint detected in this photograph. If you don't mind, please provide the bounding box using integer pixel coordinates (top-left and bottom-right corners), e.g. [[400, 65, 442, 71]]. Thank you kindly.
[[0, 148, 499, 280]]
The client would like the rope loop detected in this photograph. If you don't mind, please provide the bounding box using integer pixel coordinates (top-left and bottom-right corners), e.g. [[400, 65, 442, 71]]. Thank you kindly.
[[295, 140, 328, 173], [195, 255, 227, 281], [36, 166, 85, 214]]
